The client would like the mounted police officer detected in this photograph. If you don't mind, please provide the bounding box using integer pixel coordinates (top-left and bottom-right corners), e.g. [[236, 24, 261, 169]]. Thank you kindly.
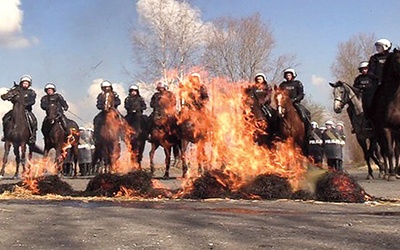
[[368, 38, 392, 82], [40, 83, 69, 134], [124, 84, 146, 115], [308, 121, 324, 166], [243, 72, 277, 146], [180, 73, 209, 111], [353, 61, 379, 122], [150, 81, 176, 117], [93, 80, 121, 136], [1, 75, 38, 145], [279, 68, 311, 137], [322, 120, 342, 171]]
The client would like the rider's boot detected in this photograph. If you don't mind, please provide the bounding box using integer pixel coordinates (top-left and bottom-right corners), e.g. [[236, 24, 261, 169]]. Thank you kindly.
[[60, 115, 69, 135]]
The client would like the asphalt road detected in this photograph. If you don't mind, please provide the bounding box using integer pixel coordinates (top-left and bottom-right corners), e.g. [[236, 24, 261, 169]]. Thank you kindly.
[[0, 166, 399, 250]]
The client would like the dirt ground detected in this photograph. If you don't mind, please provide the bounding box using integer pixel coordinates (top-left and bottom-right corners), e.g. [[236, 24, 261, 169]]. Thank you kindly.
[[0, 165, 399, 249]]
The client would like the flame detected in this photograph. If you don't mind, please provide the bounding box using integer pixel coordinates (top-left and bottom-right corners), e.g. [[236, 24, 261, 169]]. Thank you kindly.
[[175, 77, 309, 196]]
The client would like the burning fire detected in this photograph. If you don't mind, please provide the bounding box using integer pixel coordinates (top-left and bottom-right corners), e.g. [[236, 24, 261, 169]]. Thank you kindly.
[[174, 76, 309, 197]]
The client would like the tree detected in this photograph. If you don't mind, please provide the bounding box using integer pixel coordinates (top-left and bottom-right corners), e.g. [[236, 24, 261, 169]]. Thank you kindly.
[[331, 33, 376, 83], [330, 32, 376, 165], [133, 0, 211, 81], [202, 13, 296, 83]]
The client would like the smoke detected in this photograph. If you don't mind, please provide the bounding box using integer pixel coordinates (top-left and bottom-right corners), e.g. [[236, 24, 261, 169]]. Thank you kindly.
[[0, 0, 38, 48]]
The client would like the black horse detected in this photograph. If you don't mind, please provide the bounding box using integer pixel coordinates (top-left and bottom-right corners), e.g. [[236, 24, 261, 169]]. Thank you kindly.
[[125, 112, 150, 168], [369, 48, 400, 180], [1, 84, 42, 178], [41, 102, 79, 176], [330, 81, 384, 179]]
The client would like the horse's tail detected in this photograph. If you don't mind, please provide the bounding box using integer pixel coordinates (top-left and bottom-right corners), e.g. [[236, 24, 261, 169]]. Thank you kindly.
[[29, 144, 44, 155]]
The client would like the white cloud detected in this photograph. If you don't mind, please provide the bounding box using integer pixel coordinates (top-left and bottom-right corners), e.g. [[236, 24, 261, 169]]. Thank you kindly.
[[0, 0, 38, 48], [311, 75, 326, 86]]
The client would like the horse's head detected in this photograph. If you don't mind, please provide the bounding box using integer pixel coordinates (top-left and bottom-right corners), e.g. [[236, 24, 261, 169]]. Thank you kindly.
[[1, 83, 21, 102], [329, 81, 348, 113], [274, 86, 290, 118], [103, 92, 115, 112], [46, 101, 59, 124]]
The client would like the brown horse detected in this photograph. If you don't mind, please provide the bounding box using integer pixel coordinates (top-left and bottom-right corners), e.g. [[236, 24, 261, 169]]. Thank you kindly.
[[148, 110, 181, 179], [369, 48, 400, 180], [92, 92, 125, 173], [274, 86, 307, 155], [1, 84, 33, 178], [178, 106, 211, 176], [41, 102, 79, 176], [329, 80, 383, 179]]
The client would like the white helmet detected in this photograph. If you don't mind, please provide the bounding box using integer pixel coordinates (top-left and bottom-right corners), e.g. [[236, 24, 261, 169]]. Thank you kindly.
[[190, 72, 201, 79], [44, 83, 56, 92], [20, 75, 32, 85], [255, 72, 267, 81], [358, 61, 369, 69], [101, 80, 112, 88], [79, 127, 86, 131], [311, 121, 319, 129], [283, 68, 297, 78], [129, 84, 139, 91], [336, 122, 344, 128], [325, 120, 334, 126], [375, 38, 392, 51], [156, 81, 167, 90]]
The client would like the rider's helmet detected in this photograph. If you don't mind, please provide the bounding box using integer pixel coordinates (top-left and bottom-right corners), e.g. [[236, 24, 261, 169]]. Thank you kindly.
[[19, 75, 32, 86], [129, 84, 139, 91], [325, 120, 335, 127], [358, 61, 369, 69], [336, 122, 344, 128], [101, 80, 113, 91], [156, 81, 167, 90], [254, 72, 267, 83], [79, 127, 86, 131], [44, 83, 56, 93], [283, 68, 297, 78], [374, 38, 392, 52], [311, 121, 319, 129]]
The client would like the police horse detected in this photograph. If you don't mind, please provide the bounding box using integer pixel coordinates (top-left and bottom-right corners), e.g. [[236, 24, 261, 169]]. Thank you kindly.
[[274, 86, 307, 155], [148, 107, 181, 179], [178, 105, 212, 177], [125, 111, 150, 168], [41, 102, 79, 176], [92, 92, 125, 173], [329, 80, 384, 179], [369, 49, 400, 180], [1, 83, 41, 178]]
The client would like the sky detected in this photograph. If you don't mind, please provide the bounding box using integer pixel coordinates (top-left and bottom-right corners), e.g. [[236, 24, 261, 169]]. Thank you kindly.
[[1, 0, 400, 131]]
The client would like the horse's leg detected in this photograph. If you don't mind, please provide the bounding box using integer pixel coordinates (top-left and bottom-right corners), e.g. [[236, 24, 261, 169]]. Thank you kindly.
[[149, 143, 158, 176], [13, 144, 21, 179], [383, 129, 396, 181], [137, 139, 146, 169], [197, 141, 208, 174], [1, 141, 12, 177], [181, 140, 189, 178], [357, 137, 374, 179], [163, 146, 172, 179]]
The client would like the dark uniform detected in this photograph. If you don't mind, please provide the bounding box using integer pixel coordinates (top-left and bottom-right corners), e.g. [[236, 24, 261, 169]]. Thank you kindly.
[[308, 127, 324, 165], [181, 83, 209, 110], [124, 94, 146, 114], [93, 90, 121, 137], [40, 93, 69, 134], [279, 79, 311, 135], [353, 73, 379, 118], [335, 125, 346, 171], [1, 85, 38, 144], [322, 125, 342, 171], [368, 52, 390, 82], [150, 90, 176, 116]]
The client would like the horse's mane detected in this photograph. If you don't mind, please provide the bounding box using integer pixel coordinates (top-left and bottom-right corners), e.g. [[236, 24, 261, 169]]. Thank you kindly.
[[342, 81, 362, 98]]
